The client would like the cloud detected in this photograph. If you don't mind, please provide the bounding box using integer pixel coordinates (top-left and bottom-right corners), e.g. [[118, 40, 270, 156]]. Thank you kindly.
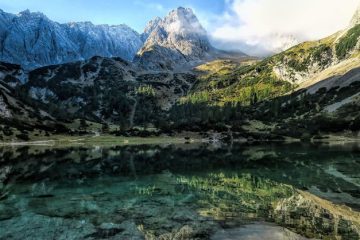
[[209, 0, 360, 56]]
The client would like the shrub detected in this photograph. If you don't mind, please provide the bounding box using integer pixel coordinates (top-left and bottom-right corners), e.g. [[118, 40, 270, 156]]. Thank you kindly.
[[336, 24, 360, 59], [2, 126, 13, 136], [136, 85, 156, 97], [312, 44, 332, 66], [16, 133, 30, 141]]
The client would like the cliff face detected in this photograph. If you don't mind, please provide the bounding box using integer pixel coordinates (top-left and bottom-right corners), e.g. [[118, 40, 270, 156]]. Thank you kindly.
[[136, 7, 245, 70], [0, 7, 246, 71], [0, 9, 143, 69]]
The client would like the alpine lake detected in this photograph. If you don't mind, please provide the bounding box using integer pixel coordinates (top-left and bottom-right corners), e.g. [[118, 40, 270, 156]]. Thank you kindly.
[[0, 140, 360, 240]]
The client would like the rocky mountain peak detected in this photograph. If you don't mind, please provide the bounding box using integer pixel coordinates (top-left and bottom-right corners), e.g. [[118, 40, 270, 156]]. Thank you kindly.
[[162, 7, 207, 37], [17, 9, 47, 19], [141, 7, 207, 42], [142, 17, 162, 41], [144, 17, 162, 31], [17, 9, 31, 16], [167, 7, 194, 21], [168, 7, 196, 21], [0, 10, 15, 30], [0, 8, 143, 68], [136, 7, 212, 70]]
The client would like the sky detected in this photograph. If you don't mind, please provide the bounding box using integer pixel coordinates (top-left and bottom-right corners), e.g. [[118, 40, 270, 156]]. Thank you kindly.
[[0, 0, 359, 56], [0, 0, 226, 31]]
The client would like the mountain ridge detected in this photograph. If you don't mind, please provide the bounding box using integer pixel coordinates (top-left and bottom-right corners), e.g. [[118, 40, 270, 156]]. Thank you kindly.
[[0, 9, 143, 69], [0, 6, 359, 141], [0, 7, 246, 71], [136, 7, 246, 70]]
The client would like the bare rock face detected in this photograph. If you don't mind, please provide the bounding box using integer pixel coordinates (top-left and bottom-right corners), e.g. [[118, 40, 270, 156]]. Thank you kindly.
[[136, 7, 214, 70], [0, 62, 27, 87], [141, 17, 162, 42], [0, 9, 143, 69], [65, 22, 143, 62], [0, 10, 79, 69], [0, 7, 245, 71]]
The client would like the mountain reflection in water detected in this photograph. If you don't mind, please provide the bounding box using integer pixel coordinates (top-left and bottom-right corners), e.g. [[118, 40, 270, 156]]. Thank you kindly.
[[0, 142, 359, 239]]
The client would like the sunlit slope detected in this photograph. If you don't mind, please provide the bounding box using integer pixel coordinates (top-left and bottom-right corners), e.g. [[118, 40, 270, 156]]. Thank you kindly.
[[184, 24, 360, 107]]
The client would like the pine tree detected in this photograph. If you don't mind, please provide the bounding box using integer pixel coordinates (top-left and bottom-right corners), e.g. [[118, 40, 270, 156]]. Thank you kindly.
[[102, 123, 110, 133]]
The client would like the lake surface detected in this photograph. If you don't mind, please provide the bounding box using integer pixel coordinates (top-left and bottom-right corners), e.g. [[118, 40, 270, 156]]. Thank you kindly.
[[0, 142, 359, 239]]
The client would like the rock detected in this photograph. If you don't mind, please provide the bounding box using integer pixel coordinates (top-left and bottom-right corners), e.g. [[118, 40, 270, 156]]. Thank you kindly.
[[0, 9, 142, 69], [273, 191, 360, 239], [0, 213, 97, 240], [0, 203, 19, 221], [136, 7, 246, 70], [136, 7, 211, 70], [85, 222, 124, 239], [211, 223, 309, 240]]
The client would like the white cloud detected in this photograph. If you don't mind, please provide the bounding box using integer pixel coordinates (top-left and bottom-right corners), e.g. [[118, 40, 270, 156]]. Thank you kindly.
[[210, 0, 360, 56]]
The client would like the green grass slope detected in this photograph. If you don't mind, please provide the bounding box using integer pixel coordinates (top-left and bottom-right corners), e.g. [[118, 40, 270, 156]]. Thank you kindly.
[[182, 24, 360, 107]]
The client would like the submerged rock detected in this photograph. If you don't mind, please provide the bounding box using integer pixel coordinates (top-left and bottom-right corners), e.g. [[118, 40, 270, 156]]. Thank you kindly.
[[0, 203, 19, 221], [0, 213, 97, 240], [273, 191, 360, 239], [211, 223, 309, 240]]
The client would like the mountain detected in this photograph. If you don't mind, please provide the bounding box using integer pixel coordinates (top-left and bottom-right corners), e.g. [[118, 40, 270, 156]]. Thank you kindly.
[[65, 22, 142, 62], [0, 6, 247, 136], [172, 12, 360, 136], [185, 17, 360, 105], [141, 17, 162, 42], [19, 56, 196, 127], [0, 62, 67, 141], [136, 7, 246, 70], [0, 62, 27, 87], [1, 6, 360, 140], [0, 8, 245, 71], [0, 9, 142, 69]]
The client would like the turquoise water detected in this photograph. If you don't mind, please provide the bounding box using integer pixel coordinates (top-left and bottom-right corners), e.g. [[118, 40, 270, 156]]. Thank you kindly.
[[0, 143, 359, 239]]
